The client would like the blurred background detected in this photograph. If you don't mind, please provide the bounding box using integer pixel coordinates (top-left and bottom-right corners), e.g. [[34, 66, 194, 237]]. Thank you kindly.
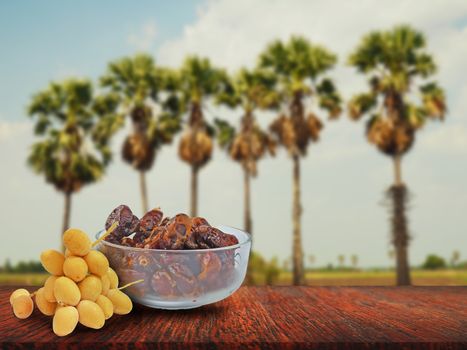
[[1, 0, 466, 287]]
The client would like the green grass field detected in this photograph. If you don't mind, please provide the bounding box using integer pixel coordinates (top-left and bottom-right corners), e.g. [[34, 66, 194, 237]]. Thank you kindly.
[[1, 269, 466, 286], [0, 273, 49, 286], [250, 269, 467, 286]]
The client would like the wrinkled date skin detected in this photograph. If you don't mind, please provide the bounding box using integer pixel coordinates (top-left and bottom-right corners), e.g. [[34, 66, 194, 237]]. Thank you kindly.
[[194, 226, 239, 249], [198, 252, 222, 284], [157, 214, 193, 250], [151, 271, 178, 297], [140, 208, 164, 235], [105, 205, 140, 242], [119, 252, 138, 269], [144, 214, 191, 250], [135, 253, 163, 273], [134, 208, 164, 243], [121, 237, 136, 247], [155, 253, 192, 267], [167, 263, 199, 296], [191, 217, 210, 229], [141, 226, 165, 249]]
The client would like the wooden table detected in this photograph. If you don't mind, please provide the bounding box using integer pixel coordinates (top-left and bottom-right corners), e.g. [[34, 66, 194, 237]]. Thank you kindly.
[[1, 286, 466, 349]]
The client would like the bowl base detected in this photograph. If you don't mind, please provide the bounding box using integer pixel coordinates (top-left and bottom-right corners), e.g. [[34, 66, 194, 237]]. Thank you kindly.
[[132, 288, 238, 310]]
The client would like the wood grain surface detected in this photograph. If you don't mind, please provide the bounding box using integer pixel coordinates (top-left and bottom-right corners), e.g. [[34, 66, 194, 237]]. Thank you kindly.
[[1, 286, 466, 349]]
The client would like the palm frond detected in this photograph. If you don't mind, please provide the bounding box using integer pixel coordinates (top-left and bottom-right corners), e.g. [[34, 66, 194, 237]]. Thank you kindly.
[[420, 82, 446, 119], [348, 93, 377, 120], [214, 118, 236, 148], [316, 79, 342, 119]]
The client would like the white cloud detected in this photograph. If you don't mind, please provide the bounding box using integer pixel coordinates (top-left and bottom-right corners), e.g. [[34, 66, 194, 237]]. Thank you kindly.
[[0, 120, 31, 142], [158, 0, 467, 71], [420, 124, 467, 154], [127, 21, 158, 51]]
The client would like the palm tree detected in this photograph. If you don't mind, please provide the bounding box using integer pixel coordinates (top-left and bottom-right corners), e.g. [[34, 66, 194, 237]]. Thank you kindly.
[[307, 254, 316, 268], [338, 254, 345, 267], [98, 54, 181, 213], [351, 254, 358, 269], [177, 56, 226, 216], [259, 36, 342, 285], [215, 68, 278, 234], [450, 250, 460, 267], [28, 79, 109, 249], [348, 25, 446, 285]]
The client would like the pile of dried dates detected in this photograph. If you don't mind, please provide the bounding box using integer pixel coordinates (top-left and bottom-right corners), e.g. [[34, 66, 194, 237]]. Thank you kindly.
[[104, 205, 238, 249], [100, 205, 240, 298]]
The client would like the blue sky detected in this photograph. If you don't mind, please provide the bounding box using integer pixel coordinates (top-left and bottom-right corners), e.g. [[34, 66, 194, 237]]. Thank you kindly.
[[0, 0, 197, 122], [1, 0, 466, 268]]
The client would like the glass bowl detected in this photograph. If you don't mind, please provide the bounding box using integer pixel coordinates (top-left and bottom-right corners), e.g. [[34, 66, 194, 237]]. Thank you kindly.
[[95, 225, 251, 310]]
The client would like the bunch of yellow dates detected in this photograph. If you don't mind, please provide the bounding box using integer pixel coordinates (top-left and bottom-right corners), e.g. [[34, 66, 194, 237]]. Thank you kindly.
[[9, 227, 138, 336]]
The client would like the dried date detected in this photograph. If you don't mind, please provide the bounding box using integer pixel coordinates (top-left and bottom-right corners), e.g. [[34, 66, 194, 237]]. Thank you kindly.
[[120, 237, 136, 247], [104, 205, 239, 250], [138, 208, 163, 236], [116, 268, 148, 297], [151, 271, 178, 297], [105, 205, 139, 241], [159, 217, 170, 227], [194, 226, 239, 248], [167, 263, 198, 296], [157, 214, 193, 250], [198, 252, 222, 284], [191, 217, 210, 229]]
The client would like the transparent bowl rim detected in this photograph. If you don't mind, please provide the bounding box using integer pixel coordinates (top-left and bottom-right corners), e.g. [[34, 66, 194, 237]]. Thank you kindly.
[[95, 225, 252, 253]]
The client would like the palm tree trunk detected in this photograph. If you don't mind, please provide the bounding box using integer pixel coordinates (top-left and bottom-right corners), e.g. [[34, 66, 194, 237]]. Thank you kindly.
[[139, 171, 148, 213], [62, 192, 72, 252], [394, 154, 402, 186], [244, 168, 252, 234], [190, 165, 199, 217], [391, 156, 411, 286], [244, 167, 254, 284], [292, 155, 304, 285]]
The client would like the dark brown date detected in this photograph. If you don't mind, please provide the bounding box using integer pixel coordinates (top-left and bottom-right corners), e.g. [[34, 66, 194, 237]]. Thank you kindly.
[[119, 252, 138, 269], [135, 253, 163, 273], [151, 271, 178, 297], [138, 208, 163, 236], [167, 263, 198, 296], [141, 226, 164, 248], [121, 237, 136, 247], [191, 217, 210, 229], [155, 253, 192, 267], [159, 217, 170, 227], [194, 226, 239, 248], [157, 214, 193, 250], [105, 205, 139, 241], [116, 268, 148, 296], [198, 252, 222, 284]]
